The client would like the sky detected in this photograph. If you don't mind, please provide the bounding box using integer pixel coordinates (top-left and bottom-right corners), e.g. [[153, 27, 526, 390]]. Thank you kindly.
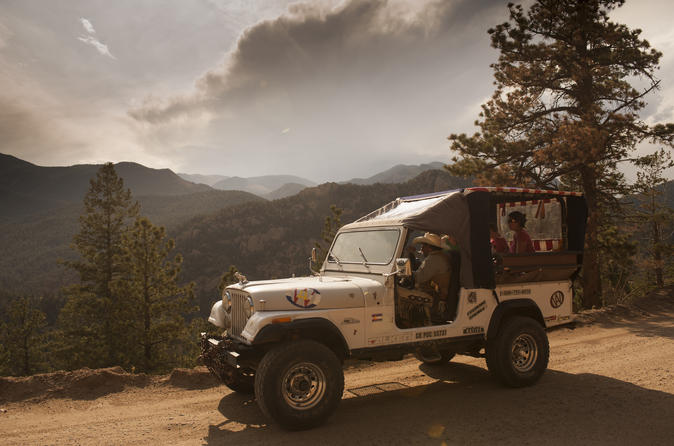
[[1, 0, 673, 183]]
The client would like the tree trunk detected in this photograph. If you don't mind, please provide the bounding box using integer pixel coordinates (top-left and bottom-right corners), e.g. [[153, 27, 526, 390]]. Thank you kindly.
[[581, 169, 603, 308]]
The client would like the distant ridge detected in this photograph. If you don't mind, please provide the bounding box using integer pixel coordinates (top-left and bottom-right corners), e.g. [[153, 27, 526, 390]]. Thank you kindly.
[[177, 173, 229, 187], [343, 162, 446, 185], [0, 153, 212, 220], [175, 162, 447, 199], [263, 183, 308, 200], [212, 175, 316, 196]]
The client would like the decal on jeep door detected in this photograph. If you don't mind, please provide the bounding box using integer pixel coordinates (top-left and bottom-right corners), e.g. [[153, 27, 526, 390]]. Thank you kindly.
[[285, 288, 321, 308], [467, 301, 486, 319], [550, 291, 564, 308]]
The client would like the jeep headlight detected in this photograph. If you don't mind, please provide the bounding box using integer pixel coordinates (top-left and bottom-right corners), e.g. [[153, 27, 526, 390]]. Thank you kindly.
[[224, 290, 232, 314], [244, 296, 255, 317]]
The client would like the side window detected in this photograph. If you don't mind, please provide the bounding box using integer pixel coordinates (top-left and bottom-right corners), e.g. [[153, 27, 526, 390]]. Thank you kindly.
[[497, 199, 563, 252], [403, 229, 425, 270]]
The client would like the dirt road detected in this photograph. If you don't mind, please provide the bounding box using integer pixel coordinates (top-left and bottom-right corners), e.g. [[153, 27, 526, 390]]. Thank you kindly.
[[1, 293, 673, 445]]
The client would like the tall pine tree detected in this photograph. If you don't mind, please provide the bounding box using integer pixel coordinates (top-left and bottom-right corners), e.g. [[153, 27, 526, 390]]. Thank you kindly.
[[447, 0, 674, 308], [114, 217, 196, 372], [56, 163, 139, 369], [632, 149, 674, 288]]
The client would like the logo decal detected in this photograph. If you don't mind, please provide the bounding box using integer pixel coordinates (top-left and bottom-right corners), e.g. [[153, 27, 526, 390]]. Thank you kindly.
[[463, 326, 485, 335], [467, 291, 477, 303], [550, 291, 564, 309], [371, 313, 383, 322], [467, 301, 486, 320], [286, 288, 321, 308]]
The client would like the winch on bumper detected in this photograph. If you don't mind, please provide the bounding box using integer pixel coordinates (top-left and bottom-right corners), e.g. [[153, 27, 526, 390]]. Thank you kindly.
[[199, 333, 257, 393]]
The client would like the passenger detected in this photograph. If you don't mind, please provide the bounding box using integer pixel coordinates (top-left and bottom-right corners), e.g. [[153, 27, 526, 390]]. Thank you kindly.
[[508, 211, 535, 254], [489, 223, 508, 254]]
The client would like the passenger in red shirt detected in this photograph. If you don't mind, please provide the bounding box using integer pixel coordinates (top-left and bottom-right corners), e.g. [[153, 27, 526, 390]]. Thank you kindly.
[[508, 211, 535, 254], [489, 223, 508, 254]]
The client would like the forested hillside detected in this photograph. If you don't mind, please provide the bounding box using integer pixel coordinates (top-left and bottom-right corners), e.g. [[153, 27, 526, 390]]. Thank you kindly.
[[174, 170, 470, 313]]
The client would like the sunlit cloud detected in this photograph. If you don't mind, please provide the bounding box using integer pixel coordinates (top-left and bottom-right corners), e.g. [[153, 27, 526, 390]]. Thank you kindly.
[[80, 17, 95, 34], [77, 17, 115, 59]]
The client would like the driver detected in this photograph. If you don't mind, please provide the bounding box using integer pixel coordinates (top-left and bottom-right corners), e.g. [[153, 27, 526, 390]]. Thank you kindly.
[[397, 232, 452, 326], [412, 232, 452, 298]]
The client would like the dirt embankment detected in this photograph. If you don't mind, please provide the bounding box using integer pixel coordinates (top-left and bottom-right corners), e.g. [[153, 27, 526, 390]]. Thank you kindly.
[[1, 288, 673, 445]]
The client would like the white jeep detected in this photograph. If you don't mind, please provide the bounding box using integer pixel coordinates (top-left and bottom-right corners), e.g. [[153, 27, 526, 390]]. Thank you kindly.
[[201, 187, 587, 430]]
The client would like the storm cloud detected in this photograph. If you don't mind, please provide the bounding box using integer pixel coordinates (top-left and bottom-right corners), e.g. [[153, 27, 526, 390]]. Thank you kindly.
[[128, 0, 507, 179], [130, 0, 503, 123]]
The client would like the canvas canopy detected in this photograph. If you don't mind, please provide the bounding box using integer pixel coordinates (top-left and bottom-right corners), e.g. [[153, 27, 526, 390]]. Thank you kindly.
[[343, 187, 587, 290]]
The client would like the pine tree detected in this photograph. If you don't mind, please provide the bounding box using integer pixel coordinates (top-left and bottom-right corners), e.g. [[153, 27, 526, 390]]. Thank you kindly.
[[57, 163, 139, 368], [446, 0, 674, 308], [0, 297, 47, 376], [218, 265, 240, 292], [631, 149, 674, 288], [114, 217, 196, 372], [314, 205, 343, 269]]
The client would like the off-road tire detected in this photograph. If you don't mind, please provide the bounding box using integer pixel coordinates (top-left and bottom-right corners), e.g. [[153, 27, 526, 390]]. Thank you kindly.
[[414, 348, 456, 365], [222, 366, 255, 394], [486, 316, 549, 387], [254, 340, 344, 430]]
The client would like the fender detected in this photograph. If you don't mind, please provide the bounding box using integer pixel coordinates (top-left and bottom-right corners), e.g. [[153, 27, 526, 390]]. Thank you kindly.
[[487, 298, 545, 340], [252, 317, 350, 360]]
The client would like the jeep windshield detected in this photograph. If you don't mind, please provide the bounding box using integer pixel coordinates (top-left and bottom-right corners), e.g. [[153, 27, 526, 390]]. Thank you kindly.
[[327, 229, 400, 266]]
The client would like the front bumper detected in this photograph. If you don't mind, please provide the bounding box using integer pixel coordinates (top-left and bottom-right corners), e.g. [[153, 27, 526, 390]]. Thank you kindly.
[[199, 333, 260, 383], [200, 334, 240, 367]]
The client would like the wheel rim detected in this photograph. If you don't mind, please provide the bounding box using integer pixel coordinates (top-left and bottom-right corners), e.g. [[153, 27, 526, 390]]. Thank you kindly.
[[281, 362, 326, 410], [511, 333, 538, 373]]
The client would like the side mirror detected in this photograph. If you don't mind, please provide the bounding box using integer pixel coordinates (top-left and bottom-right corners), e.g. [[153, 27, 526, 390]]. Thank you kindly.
[[384, 258, 412, 278], [396, 258, 412, 277], [308, 247, 319, 276]]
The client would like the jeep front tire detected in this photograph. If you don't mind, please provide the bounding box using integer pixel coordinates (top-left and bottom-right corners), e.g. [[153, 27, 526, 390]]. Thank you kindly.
[[221, 366, 255, 394], [486, 316, 549, 387], [254, 339, 344, 430]]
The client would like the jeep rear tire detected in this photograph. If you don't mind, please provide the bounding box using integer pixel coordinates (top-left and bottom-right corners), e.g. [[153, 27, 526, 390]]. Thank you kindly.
[[486, 316, 549, 387], [254, 340, 344, 430]]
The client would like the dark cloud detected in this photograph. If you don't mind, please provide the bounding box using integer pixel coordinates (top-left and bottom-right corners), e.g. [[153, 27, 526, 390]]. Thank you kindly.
[[130, 0, 504, 124]]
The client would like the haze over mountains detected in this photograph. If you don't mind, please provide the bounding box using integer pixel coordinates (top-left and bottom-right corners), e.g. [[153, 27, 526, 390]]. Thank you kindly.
[[177, 162, 447, 199]]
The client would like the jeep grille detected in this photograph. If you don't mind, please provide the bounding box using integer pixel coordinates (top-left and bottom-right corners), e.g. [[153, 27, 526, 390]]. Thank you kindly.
[[230, 289, 250, 337]]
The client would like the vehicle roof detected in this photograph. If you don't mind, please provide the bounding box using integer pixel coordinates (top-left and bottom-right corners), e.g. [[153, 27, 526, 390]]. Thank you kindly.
[[341, 187, 583, 230]]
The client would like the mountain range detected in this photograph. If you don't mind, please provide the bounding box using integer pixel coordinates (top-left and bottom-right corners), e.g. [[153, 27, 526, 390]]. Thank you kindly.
[[177, 162, 448, 199], [0, 153, 217, 221], [0, 153, 467, 316]]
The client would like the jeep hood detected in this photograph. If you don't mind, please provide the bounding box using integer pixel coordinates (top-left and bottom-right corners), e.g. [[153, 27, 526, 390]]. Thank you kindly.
[[228, 275, 381, 311]]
